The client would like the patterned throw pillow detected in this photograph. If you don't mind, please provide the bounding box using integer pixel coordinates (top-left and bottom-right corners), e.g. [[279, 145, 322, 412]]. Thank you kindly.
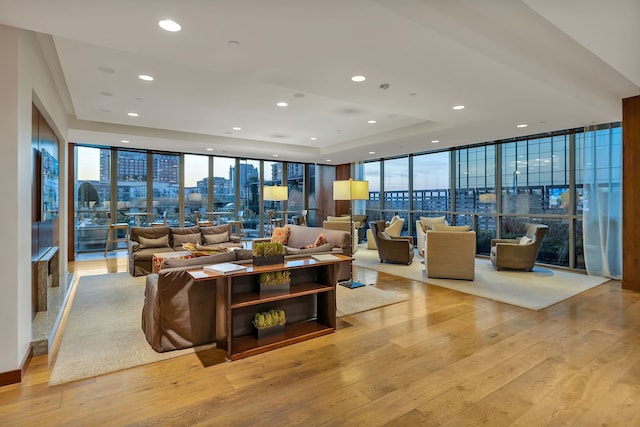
[[271, 226, 291, 245], [302, 233, 326, 249]]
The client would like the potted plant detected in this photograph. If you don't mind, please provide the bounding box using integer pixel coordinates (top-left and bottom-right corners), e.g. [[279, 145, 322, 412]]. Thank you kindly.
[[258, 270, 291, 294], [252, 241, 285, 266], [252, 309, 286, 339]]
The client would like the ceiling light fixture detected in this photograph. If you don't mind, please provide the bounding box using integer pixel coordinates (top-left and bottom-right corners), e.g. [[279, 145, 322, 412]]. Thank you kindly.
[[206, 148, 213, 151], [310, 137, 317, 141], [453, 105, 465, 110], [127, 112, 139, 117], [369, 151, 375, 154], [273, 154, 279, 157], [351, 75, 366, 82], [367, 120, 377, 124], [138, 74, 154, 81], [232, 127, 241, 131], [158, 19, 181, 32], [326, 159, 332, 162], [121, 140, 130, 143], [276, 101, 288, 107], [431, 140, 439, 143], [517, 124, 528, 128]]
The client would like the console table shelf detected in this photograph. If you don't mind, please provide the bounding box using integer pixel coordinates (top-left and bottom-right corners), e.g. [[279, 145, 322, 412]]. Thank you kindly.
[[188, 254, 351, 361], [231, 282, 333, 308]]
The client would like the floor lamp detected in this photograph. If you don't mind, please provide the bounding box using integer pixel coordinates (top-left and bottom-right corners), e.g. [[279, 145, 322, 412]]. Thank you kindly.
[[263, 185, 288, 233], [333, 179, 369, 289]]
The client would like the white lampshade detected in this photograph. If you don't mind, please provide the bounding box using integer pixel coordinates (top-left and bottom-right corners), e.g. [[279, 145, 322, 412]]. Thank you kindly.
[[333, 179, 369, 201], [263, 185, 288, 201]]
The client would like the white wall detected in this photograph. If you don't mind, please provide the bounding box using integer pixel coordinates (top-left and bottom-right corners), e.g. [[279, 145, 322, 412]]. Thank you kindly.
[[0, 24, 67, 375]]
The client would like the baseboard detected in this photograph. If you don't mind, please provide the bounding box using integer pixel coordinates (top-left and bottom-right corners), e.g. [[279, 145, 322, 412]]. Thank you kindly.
[[0, 345, 33, 387]]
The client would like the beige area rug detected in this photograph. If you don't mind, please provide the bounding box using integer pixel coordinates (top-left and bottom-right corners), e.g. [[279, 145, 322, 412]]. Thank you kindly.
[[50, 271, 407, 385], [336, 284, 408, 317], [353, 247, 610, 311], [49, 273, 215, 386]]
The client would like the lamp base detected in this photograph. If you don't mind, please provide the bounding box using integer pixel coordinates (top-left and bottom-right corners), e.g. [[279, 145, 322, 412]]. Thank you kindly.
[[338, 279, 366, 289]]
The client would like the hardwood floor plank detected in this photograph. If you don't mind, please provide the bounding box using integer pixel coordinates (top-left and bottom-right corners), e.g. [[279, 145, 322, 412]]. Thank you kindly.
[[2, 257, 638, 426]]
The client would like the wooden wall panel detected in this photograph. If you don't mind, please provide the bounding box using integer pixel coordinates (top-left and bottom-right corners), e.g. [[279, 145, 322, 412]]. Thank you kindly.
[[622, 95, 640, 291], [334, 164, 351, 217]]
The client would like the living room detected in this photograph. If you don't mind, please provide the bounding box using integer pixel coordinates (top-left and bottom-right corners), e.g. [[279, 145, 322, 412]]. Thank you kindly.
[[2, 1, 640, 424]]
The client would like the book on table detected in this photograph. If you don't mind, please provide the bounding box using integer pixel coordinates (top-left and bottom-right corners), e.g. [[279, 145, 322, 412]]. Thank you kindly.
[[311, 254, 340, 261], [203, 262, 248, 275]]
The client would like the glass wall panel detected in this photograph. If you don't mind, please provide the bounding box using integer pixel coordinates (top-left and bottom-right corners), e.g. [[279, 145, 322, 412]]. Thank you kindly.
[[75, 146, 112, 251], [184, 154, 209, 226], [213, 157, 235, 214], [116, 150, 147, 226], [413, 152, 450, 234], [383, 157, 409, 219], [238, 159, 261, 238], [151, 153, 179, 226], [287, 162, 304, 223], [363, 161, 381, 221]]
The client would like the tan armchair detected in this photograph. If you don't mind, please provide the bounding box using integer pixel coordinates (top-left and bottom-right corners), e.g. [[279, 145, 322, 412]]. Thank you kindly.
[[415, 216, 448, 256], [367, 218, 404, 249], [490, 224, 549, 271], [426, 230, 476, 280], [369, 221, 414, 265]]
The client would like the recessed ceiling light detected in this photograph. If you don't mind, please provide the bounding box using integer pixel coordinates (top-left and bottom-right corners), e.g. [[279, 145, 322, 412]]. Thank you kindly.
[[453, 105, 465, 110], [367, 120, 377, 124], [273, 154, 279, 157], [138, 74, 154, 81], [326, 159, 332, 162], [127, 112, 139, 117], [351, 75, 366, 82], [98, 66, 115, 74], [517, 124, 528, 128], [121, 140, 130, 143], [369, 151, 375, 154], [431, 140, 439, 143], [227, 40, 240, 46], [276, 101, 288, 107], [206, 148, 214, 151], [232, 127, 242, 131], [158, 19, 181, 32], [310, 137, 317, 141]]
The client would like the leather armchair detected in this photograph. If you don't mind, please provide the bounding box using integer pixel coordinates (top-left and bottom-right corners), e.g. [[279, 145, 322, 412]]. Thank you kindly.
[[490, 223, 549, 271], [367, 218, 404, 249], [369, 220, 414, 265]]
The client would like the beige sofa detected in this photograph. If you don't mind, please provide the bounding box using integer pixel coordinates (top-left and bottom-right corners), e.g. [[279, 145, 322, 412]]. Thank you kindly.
[[425, 230, 476, 280], [253, 224, 352, 281], [129, 224, 242, 276]]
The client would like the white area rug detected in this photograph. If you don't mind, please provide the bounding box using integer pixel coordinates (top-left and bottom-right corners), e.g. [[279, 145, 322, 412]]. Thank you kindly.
[[337, 284, 408, 317], [353, 247, 610, 310], [49, 273, 214, 386]]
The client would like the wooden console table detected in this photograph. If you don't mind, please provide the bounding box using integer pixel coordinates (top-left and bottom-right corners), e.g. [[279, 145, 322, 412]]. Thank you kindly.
[[188, 254, 351, 360]]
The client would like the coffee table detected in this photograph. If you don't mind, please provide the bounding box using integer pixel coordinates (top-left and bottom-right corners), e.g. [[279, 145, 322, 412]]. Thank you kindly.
[[152, 250, 195, 273]]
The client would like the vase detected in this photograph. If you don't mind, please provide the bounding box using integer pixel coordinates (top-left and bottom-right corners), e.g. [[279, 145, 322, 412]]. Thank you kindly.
[[253, 255, 285, 266], [259, 280, 290, 294], [254, 323, 285, 339]]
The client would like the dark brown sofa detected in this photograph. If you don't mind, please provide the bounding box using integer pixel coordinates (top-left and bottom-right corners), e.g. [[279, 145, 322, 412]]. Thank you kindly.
[[129, 224, 242, 276]]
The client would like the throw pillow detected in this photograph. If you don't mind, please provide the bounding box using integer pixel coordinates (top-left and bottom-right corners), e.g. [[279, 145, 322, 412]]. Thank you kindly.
[[420, 216, 448, 230], [203, 232, 230, 245], [172, 232, 201, 247], [163, 250, 237, 268], [271, 226, 291, 245], [138, 234, 170, 249], [431, 224, 470, 232], [301, 233, 326, 249], [519, 236, 532, 245]]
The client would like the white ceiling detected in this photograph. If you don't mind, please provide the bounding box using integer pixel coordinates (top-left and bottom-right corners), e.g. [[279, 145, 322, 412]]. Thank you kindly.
[[1, 0, 638, 164]]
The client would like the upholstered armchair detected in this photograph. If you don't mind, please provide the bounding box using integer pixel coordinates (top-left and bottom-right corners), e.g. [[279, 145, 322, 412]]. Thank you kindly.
[[490, 223, 549, 271], [367, 218, 404, 249], [426, 230, 476, 280], [415, 216, 448, 256], [369, 220, 414, 265]]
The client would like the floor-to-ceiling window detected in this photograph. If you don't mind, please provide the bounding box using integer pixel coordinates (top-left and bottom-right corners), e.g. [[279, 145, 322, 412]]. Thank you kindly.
[[151, 152, 180, 226], [116, 150, 147, 226], [413, 151, 450, 237], [184, 154, 209, 226]]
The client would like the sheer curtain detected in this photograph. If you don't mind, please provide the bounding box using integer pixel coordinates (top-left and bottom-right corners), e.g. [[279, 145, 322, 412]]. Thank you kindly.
[[580, 124, 622, 279]]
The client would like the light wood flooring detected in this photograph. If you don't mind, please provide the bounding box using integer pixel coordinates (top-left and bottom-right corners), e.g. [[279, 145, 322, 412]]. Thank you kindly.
[[2, 253, 640, 426]]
